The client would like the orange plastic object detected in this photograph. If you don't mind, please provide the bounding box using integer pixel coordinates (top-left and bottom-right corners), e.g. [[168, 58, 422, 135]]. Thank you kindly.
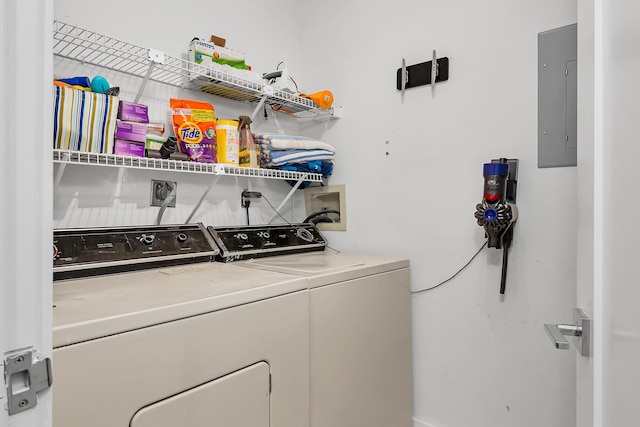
[[301, 90, 334, 109]]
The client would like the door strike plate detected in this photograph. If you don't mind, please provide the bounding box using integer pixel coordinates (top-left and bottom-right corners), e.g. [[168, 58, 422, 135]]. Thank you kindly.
[[4, 349, 52, 415]]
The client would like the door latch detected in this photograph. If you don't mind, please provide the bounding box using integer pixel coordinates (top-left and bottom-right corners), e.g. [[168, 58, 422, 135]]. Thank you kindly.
[[4, 349, 52, 415]]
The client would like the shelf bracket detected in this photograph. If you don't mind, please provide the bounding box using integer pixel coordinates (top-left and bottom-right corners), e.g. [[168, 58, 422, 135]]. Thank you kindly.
[[250, 95, 269, 121], [53, 153, 70, 193], [267, 174, 310, 224], [184, 174, 222, 224], [134, 49, 166, 103]]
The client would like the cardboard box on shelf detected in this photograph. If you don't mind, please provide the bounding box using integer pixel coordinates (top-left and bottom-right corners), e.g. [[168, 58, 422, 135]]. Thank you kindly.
[[115, 120, 147, 143], [113, 139, 145, 157], [209, 34, 226, 47], [145, 134, 165, 151], [189, 39, 247, 70], [118, 100, 149, 123]]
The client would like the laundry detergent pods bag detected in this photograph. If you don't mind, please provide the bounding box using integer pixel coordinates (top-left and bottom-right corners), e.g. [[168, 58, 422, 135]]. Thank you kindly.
[[170, 98, 217, 163]]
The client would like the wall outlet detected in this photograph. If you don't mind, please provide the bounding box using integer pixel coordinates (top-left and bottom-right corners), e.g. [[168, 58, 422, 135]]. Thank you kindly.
[[151, 180, 177, 207]]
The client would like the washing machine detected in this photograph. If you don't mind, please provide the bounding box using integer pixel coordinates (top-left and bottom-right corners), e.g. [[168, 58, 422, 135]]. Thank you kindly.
[[52, 223, 310, 427], [208, 223, 414, 427]]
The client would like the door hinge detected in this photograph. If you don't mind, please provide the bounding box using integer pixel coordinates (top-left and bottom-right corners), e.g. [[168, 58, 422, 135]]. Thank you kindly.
[[4, 349, 52, 415]]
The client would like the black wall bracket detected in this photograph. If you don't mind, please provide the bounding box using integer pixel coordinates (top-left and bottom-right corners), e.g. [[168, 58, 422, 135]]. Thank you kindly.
[[396, 50, 449, 93]]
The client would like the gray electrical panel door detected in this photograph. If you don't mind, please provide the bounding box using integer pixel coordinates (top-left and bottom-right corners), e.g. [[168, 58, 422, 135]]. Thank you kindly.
[[538, 24, 577, 168]]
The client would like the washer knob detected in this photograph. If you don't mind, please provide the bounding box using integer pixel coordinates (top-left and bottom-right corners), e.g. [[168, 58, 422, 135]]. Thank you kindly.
[[141, 234, 155, 245], [177, 233, 188, 243], [296, 228, 314, 242]]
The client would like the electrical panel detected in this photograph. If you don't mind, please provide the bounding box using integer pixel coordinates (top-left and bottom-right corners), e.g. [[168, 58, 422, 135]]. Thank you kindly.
[[538, 24, 577, 168]]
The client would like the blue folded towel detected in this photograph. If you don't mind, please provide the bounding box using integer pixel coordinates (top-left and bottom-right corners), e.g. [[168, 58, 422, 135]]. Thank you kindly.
[[280, 160, 334, 189]]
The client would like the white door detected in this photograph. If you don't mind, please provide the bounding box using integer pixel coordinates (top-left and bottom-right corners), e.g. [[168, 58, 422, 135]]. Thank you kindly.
[[575, 1, 640, 426], [0, 0, 53, 426]]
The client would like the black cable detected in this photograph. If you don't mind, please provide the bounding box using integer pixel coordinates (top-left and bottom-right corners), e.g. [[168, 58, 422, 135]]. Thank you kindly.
[[241, 198, 251, 225], [303, 209, 340, 224], [289, 75, 299, 92], [410, 241, 488, 294]]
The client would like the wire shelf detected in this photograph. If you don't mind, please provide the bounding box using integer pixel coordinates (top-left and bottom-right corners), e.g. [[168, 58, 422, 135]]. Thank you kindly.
[[53, 20, 333, 119], [216, 163, 322, 181], [53, 149, 324, 182]]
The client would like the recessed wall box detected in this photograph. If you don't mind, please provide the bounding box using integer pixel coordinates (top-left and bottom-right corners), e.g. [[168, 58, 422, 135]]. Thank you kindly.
[[304, 184, 347, 231]]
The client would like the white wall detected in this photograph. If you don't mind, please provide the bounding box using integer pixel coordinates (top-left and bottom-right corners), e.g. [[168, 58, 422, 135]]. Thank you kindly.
[[54, 1, 578, 427], [300, 1, 577, 427]]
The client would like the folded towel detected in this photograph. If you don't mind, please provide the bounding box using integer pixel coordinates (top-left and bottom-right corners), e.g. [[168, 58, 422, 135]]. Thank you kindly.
[[280, 160, 334, 189], [253, 132, 335, 152], [281, 160, 334, 176], [261, 149, 334, 167]]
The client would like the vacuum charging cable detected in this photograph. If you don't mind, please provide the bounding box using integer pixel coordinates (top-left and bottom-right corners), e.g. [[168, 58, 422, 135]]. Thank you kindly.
[[411, 242, 487, 294]]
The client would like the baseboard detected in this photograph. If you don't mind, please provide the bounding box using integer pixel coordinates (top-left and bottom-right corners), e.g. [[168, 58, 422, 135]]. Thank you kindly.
[[414, 417, 436, 427]]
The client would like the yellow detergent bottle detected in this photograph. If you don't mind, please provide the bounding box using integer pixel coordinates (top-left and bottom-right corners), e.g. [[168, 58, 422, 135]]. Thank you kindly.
[[216, 119, 240, 164]]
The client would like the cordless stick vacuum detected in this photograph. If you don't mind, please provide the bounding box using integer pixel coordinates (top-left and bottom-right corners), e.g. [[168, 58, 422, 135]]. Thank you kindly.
[[474, 159, 518, 294]]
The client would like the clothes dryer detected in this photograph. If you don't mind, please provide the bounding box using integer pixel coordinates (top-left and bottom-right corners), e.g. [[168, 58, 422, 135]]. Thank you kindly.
[[52, 223, 309, 427], [208, 223, 414, 427]]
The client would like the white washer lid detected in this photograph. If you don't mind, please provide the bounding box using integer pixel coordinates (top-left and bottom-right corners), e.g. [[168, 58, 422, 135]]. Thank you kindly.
[[240, 252, 410, 288], [53, 262, 307, 347]]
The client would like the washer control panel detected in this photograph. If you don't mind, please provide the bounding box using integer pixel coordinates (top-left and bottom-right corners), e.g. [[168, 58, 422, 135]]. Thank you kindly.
[[207, 223, 326, 262], [54, 223, 219, 279]]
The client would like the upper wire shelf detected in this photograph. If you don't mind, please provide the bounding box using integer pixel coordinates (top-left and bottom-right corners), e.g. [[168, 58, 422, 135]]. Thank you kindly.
[[53, 149, 324, 182], [52, 20, 333, 119]]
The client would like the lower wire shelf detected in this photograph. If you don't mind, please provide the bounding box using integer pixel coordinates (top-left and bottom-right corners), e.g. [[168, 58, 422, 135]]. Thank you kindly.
[[53, 149, 324, 182]]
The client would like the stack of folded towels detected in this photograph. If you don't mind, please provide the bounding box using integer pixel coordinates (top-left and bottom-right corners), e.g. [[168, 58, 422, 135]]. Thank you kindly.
[[253, 133, 335, 179]]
